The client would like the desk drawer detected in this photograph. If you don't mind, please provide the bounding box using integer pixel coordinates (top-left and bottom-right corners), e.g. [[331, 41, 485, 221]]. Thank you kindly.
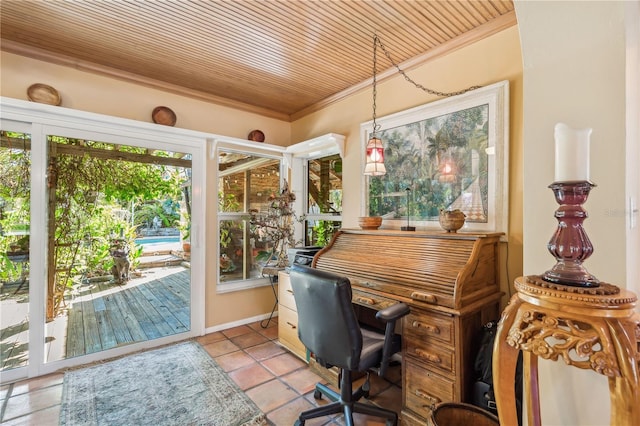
[[278, 271, 297, 310], [404, 309, 454, 346], [404, 358, 455, 419], [278, 305, 307, 360], [351, 288, 398, 310], [405, 339, 454, 374]]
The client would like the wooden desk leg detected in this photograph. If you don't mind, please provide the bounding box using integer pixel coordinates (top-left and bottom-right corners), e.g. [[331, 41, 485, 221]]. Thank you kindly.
[[523, 351, 541, 426], [493, 296, 522, 426]]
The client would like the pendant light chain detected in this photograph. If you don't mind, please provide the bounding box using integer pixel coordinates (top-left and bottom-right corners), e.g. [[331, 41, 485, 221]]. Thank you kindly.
[[371, 34, 380, 136], [375, 36, 482, 97]]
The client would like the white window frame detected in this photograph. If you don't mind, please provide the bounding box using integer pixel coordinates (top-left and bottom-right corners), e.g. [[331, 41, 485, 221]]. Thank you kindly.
[[287, 134, 345, 246], [212, 138, 286, 293], [211, 133, 345, 293]]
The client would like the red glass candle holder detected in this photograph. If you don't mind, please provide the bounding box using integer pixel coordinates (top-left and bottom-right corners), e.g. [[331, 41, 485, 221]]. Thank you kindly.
[[542, 181, 600, 287]]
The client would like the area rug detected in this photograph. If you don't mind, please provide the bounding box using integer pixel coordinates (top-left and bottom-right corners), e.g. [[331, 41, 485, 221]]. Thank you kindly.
[[59, 341, 267, 426]]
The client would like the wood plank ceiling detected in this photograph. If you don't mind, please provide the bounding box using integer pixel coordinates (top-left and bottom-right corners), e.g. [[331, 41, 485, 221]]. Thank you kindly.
[[1, 1, 515, 121]]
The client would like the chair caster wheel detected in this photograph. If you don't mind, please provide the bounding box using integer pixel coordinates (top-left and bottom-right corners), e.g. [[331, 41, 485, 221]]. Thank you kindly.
[[313, 389, 322, 399]]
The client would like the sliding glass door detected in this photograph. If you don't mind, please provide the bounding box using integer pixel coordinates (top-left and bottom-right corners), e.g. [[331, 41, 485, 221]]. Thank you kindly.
[[43, 133, 193, 363], [1, 103, 205, 382], [0, 127, 32, 378]]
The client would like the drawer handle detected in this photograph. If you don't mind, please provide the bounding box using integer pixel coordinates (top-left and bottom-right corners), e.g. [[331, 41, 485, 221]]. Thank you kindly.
[[415, 348, 442, 364], [411, 321, 441, 334], [410, 291, 437, 304], [286, 289, 294, 294], [354, 296, 376, 305], [286, 321, 297, 329], [415, 389, 440, 408]]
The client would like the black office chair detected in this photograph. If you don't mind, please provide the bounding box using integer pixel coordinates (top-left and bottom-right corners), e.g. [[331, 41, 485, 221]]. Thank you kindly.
[[289, 264, 410, 426]]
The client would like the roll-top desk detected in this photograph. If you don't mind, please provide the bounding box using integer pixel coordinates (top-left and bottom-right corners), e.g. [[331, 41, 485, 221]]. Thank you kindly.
[[309, 228, 503, 424]]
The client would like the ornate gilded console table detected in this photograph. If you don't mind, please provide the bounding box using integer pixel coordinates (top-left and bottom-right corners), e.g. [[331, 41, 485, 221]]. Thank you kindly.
[[493, 276, 640, 426]]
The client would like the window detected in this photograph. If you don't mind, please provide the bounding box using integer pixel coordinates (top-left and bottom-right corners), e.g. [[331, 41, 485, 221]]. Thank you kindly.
[[304, 153, 342, 246], [286, 133, 345, 248], [215, 133, 344, 291], [217, 149, 283, 285]]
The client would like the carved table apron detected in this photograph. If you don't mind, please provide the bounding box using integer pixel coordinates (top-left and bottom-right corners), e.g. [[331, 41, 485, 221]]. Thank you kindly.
[[493, 276, 640, 426]]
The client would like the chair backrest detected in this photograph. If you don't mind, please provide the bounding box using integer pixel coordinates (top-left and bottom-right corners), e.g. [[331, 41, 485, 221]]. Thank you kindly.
[[289, 264, 363, 371]]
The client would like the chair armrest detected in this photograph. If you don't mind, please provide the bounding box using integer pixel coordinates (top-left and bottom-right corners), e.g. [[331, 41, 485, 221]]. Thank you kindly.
[[376, 302, 410, 323], [376, 303, 410, 378]]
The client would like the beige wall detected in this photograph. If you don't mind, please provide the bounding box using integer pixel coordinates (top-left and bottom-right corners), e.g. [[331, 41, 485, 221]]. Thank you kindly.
[[1, 53, 291, 143], [516, 1, 638, 425], [292, 26, 524, 305]]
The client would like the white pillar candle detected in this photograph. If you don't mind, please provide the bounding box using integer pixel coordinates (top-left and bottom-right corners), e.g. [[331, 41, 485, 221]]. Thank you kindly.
[[554, 122, 592, 182]]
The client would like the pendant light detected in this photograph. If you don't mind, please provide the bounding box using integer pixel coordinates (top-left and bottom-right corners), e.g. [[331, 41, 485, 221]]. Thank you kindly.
[[364, 34, 386, 176]]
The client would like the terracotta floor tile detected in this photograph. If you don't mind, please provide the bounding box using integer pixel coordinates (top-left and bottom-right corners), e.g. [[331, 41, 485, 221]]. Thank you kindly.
[[355, 372, 396, 397], [301, 390, 395, 426], [221, 324, 253, 338], [282, 368, 326, 395], [382, 363, 402, 386], [195, 331, 226, 345], [230, 331, 269, 349], [245, 378, 299, 413], [228, 362, 275, 390], [246, 320, 263, 330], [266, 396, 333, 426], [261, 351, 307, 376], [201, 339, 240, 357], [244, 340, 286, 361], [248, 319, 278, 332], [303, 388, 335, 405], [334, 412, 392, 426], [257, 324, 279, 340], [1, 404, 61, 426], [3, 385, 63, 421], [214, 350, 256, 372], [368, 385, 403, 416]]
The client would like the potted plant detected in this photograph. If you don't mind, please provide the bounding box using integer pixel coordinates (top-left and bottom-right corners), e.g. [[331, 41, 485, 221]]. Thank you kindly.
[[249, 180, 300, 269], [180, 223, 191, 252]]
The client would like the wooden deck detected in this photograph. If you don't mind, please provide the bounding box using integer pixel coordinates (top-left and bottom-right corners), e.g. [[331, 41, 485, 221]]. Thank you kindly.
[[65, 267, 190, 358]]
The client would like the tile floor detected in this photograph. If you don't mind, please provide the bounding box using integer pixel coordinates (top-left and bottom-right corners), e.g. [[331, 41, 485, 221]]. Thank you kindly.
[[0, 318, 402, 425]]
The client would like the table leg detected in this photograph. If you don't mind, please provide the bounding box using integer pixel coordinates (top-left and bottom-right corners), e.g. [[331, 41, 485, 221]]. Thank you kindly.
[[606, 318, 640, 425], [524, 351, 541, 426], [493, 295, 524, 426], [260, 274, 279, 328]]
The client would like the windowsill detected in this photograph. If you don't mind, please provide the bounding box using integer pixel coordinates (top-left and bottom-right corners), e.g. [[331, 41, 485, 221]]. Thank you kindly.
[[216, 276, 273, 294]]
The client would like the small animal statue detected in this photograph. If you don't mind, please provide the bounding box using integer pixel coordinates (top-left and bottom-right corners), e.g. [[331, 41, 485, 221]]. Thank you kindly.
[[110, 239, 130, 284]]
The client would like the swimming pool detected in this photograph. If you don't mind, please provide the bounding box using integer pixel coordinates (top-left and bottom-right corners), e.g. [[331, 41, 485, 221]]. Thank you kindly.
[[135, 236, 181, 245]]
